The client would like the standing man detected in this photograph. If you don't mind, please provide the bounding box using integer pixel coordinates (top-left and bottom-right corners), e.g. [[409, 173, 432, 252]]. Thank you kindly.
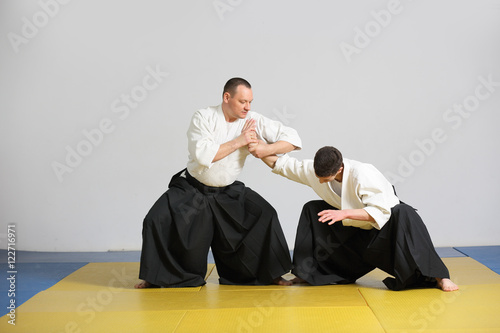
[[135, 78, 302, 288], [260, 146, 458, 291]]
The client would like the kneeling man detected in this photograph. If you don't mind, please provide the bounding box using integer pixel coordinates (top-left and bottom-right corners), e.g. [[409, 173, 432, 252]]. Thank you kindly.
[[261, 146, 458, 291]]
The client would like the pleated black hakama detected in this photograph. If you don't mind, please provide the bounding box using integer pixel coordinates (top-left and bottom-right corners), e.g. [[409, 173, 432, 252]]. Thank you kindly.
[[292, 200, 450, 290], [138, 170, 292, 287]]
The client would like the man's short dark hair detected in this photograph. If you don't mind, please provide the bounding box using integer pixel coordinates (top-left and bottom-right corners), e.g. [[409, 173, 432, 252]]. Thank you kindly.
[[223, 77, 251, 97], [314, 146, 343, 177]]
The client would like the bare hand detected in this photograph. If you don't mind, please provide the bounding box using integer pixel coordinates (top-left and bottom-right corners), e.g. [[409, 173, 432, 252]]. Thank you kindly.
[[318, 210, 345, 225], [239, 119, 258, 146], [248, 139, 272, 158]]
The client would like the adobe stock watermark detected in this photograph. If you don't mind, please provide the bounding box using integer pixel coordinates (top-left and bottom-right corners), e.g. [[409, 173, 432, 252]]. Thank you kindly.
[[213, 0, 244, 21], [6, 224, 17, 326], [339, 0, 407, 64], [293, 233, 337, 281], [268, 106, 296, 126], [7, 0, 73, 54], [171, 187, 206, 226], [236, 290, 287, 333], [384, 74, 499, 185], [56, 266, 136, 333], [51, 65, 169, 183], [404, 281, 465, 333]]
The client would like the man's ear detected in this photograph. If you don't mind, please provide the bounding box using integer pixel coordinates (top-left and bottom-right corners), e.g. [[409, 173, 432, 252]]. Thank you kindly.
[[222, 92, 231, 103]]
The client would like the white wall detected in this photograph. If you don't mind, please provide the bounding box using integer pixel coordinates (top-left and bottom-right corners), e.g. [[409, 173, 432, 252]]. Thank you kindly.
[[1, 0, 499, 251]]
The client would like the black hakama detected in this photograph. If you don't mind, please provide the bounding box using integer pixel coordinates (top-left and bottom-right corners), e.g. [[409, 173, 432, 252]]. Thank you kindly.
[[292, 200, 450, 290], [138, 169, 292, 287]]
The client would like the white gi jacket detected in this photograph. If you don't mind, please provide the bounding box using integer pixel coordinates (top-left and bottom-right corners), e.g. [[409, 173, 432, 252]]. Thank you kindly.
[[187, 105, 302, 187], [272, 154, 400, 230]]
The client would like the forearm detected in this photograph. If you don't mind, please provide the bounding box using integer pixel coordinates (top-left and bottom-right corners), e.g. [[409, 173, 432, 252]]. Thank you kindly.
[[261, 155, 279, 169], [248, 140, 295, 159], [318, 208, 375, 225], [341, 209, 375, 222], [213, 118, 257, 163], [212, 139, 243, 163], [267, 140, 296, 155]]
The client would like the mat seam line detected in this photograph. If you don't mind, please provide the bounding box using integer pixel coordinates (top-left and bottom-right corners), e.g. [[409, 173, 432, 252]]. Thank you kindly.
[[357, 287, 388, 333], [173, 311, 189, 332], [452, 247, 470, 257]]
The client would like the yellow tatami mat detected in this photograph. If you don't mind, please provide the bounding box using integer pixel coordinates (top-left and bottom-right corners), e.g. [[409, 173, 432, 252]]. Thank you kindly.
[[360, 284, 500, 333], [2, 257, 500, 332]]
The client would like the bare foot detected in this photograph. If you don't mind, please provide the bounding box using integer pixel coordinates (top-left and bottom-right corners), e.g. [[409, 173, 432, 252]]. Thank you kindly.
[[436, 278, 459, 291], [134, 280, 158, 289], [291, 277, 307, 284], [273, 277, 293, 286]]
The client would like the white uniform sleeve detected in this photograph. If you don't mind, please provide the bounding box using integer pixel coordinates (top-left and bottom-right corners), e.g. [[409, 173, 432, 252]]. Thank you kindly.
[[353, 166, 400, 230], [187, 110, 220, 168], [253, 113, 302, 149], [272, 154, 316, 186]]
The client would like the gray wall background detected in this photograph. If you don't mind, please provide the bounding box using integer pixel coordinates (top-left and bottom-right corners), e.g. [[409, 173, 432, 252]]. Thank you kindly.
[[1, 0, 499, 251]]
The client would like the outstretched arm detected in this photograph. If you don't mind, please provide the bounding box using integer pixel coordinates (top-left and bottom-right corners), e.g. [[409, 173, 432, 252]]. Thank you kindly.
[[261, 154, 279, 169], [261, 154, 375, 225], [248, 140, 296, 159]]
